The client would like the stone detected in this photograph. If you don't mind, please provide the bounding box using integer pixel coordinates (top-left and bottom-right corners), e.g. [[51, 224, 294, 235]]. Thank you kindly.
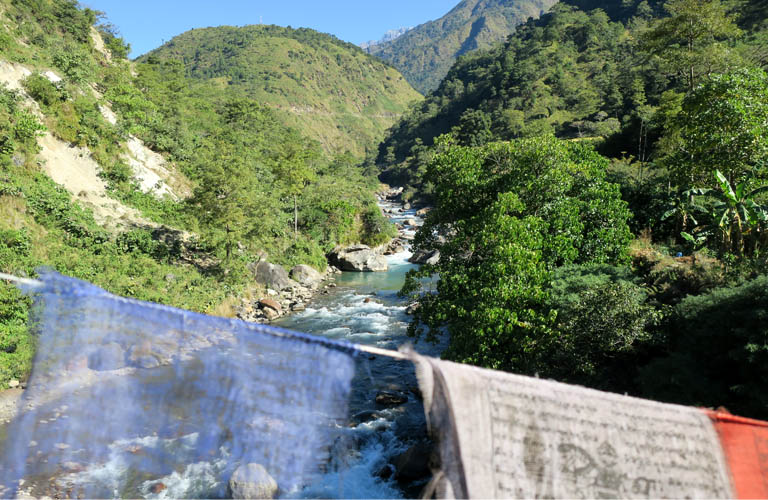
[[328, 244, 388, 272], [364, 297, 373, 303], [290, 265, 323, 286], [228, 463, 278, 499], [403, 202, 411, 210], [259, 298, 281, 313], [12, 154, 25, 167], [61, 461, 84, 473], [291, 304, 306, 312], [375, 391, 408, 407], [392, 441, 432, 482], [262, 308, 280, 321], [403, 218, 419, 226], [406, 302, 420, 315], [350, 410, 381, 425], [409, 249, 440, 265], [150, 483, 166, 494], [416, 207, 432, 216], [8, 380, 19, 389], [250, 261, 298, 291], [87, 342, 125, 371]]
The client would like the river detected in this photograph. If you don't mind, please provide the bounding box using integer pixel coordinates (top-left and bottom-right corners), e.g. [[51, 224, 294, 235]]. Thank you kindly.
[[0, 200, 441, 499], [276, 200, 443, 498]]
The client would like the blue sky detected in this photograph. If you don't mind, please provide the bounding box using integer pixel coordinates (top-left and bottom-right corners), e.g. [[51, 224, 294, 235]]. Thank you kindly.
[[80, 1, 459, 58]]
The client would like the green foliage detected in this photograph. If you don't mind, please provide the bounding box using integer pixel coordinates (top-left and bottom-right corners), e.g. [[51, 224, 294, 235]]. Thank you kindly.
[[22, 73, 63, 106], [376, 0, 758, 199], [402, 137, 633, 372], [365, 0, 558, 94], [52, 46, 95, 83], [666, 68, 768, 188], [640, 275, 768, 419], [139, 24, 421, 157], [640, 0, 742, 91], [544, 264, 661, 389]]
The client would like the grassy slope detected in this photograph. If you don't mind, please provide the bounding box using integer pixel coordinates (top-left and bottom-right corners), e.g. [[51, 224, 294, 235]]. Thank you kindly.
[[140, 25, 422, 157], [366, 0, 557, 94]]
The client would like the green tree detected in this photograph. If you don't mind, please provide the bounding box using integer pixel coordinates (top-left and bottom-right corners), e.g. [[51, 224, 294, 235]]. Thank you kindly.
[[274, 144, 318, 238], [670, 68, 768, 189], [641, 0, 742, 91], [402, 137, 633, 373]]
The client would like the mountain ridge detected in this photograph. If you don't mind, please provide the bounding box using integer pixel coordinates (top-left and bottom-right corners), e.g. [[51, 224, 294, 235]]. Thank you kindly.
[[140, 25, 422, 157], [365, 0, 558, 94]]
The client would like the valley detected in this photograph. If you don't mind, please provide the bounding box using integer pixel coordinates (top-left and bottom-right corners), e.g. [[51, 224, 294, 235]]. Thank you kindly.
[[2, 0, 768, 497]]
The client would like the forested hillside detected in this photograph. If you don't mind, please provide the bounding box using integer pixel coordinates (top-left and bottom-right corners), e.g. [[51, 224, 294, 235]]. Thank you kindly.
[[377, 0, 767, 200], [365, 0, 557, 94], [0, 0, 396, 386], [140, 25, 422, 157], [396, 0, 768, 419]]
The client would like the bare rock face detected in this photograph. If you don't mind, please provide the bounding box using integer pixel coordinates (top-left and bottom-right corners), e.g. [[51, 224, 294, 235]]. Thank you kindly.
[[290, 265, 323, 287], [329, 245, 388, 272], [228, 463, 278, 499], [250, 261, 298, 291]]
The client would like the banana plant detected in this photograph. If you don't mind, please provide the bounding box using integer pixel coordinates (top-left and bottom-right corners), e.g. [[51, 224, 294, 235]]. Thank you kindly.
[[662, 187, 708, 235], [705, 170, 768, 256]]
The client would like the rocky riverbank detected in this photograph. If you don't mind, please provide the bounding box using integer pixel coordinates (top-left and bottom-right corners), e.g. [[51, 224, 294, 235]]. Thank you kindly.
[[236, 186, 421, 325]]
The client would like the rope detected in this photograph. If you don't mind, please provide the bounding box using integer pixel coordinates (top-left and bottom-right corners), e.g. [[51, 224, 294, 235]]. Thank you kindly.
[[0, 272, 409, 360], [0, 272, 44, 289]]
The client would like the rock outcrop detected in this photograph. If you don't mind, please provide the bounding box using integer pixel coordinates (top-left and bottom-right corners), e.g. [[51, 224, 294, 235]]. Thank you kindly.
[[250, 261, 298, 291], [290, 265, 323, 287], [328, 244, 388, 272]]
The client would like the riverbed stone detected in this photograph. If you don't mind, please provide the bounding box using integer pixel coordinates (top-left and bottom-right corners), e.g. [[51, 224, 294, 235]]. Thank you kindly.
[[375, 391, 408, 407], [259, 298, 281, 313], [392, 441, 433, 482], [329, 244, 388, 272], [290, 265, 323, 287], [228, 463, 278, 499], [250, 261, 298, 291], [87, 342, 125, 371]]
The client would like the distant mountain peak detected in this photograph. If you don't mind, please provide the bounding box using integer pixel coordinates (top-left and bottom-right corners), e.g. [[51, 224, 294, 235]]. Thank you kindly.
[[360, 27, 413, 50]]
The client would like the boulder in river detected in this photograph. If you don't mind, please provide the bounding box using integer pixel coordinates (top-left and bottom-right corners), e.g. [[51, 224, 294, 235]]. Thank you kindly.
[[250, 261, 297, 291], [329, 244, 388, 272], [290, 265, 323, 287], [375, 391, 408, 407], [409, 249, 440, 265], [259, 298, 281, 313], [392, 441, 433, 483], [228, 463, 278, 499], [416, 207, 432, 216], [403, 218, 419, 227]]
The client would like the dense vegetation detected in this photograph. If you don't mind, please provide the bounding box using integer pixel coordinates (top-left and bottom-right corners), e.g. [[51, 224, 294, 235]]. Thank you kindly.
[[139, 25, 421, 157], [366, 0, 556, 94], [0, 0, 396, 387], [399, 0, 768, 419], [376, 0, 768, 202]]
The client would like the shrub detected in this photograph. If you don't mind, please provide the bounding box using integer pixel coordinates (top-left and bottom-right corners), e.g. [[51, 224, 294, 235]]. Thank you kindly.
[[22, 73, 61, 107], [639, 275, 768, 419]]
